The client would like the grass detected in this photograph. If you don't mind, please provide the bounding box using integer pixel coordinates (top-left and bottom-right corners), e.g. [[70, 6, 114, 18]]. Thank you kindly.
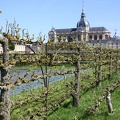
[[48, 71, 120, 120], [10, 75, 75, 120], [90, 87, 120, 120], [10, 69, 120, 120]]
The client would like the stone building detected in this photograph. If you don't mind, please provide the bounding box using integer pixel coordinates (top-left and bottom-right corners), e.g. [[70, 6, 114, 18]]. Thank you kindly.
[[89, 30, 120, 48], [48, 4, 111, 43]]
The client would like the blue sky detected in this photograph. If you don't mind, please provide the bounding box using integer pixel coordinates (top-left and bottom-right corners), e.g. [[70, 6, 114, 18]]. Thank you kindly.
[[0, 0, 120, 42]]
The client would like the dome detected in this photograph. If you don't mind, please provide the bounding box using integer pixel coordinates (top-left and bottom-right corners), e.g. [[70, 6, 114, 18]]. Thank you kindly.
[[76, 3, 90, 28], [77, 19, 90, 28]]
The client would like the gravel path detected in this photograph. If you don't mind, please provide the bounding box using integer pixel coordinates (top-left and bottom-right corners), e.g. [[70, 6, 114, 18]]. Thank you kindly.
[[0, 68, 88, 96], [0, 69, 73, 96]]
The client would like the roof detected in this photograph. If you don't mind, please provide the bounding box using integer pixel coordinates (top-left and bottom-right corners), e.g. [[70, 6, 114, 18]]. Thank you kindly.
[[89, 27, 109, 32], [88, 38, 120, 44], [77, 19, 90, 28], [54, 28, 77, 34], [107, 39, 120, 44], [52, 26, 109, 34], [88, 40, 109, 44]]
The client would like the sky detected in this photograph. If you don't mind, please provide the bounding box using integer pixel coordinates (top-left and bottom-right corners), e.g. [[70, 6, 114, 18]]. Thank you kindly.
[[0, 0, 120, 42]]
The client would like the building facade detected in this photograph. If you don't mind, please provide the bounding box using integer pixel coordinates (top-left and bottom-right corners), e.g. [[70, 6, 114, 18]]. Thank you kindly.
[[48, 4, 111, 43], [89, 30, 120, 48]]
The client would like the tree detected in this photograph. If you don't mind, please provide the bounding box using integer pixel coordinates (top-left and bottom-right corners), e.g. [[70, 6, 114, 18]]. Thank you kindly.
[[0, 38, 10, 120]]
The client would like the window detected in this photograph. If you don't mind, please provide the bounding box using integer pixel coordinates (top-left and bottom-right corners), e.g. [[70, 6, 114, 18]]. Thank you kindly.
[[116, 43, 118, 48], [68, 36, 73, 42], [105, 35, 108, 39], [94, 35, 97, 40], [99, 35, 102, 40], [78, 35, 81, 41], [89, 35, 92, 40]]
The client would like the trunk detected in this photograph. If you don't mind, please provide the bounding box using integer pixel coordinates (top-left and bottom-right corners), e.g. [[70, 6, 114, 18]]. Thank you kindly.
[[109, 51, 112, 78], [96, 48, 102, 87], [0, 39, 10, 120], [106, 91, 113, 113], [45, 43, 48, 120], [72, 60, 80, 107], [115, 50, 118, 73], [96, 65, 102, 87], [71, 92, 79, 107]]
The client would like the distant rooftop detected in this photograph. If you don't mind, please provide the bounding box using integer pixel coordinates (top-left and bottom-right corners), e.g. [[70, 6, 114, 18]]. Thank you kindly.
[[53, 26, 109, 34]]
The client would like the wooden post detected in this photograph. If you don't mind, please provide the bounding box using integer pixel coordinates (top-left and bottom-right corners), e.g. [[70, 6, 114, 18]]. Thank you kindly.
[[0, 38, 10, 120]]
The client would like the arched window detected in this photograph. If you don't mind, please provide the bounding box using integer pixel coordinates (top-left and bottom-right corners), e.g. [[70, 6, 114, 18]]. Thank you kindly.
[[99, 35, 102, 40], [105, 35, 108, 39], [78, 35, 81, 41], [70, 38, 73, 42], [68, 36, 73, 42], [89, 35, 92, 40], [94, 35, 97, 40]]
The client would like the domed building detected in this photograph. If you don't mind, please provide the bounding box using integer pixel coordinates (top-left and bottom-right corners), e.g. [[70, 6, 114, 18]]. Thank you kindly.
[[48, 4, 111, 43]]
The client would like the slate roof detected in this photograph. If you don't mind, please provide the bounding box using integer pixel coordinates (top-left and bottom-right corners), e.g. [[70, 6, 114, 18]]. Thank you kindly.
[[55, 28, 77, 34], [107, 39, 120, 44], [53, 27, 109, 34], [89, 27, 109, 32], [88, 38, 120, 45], [77, 18, 90, 28], [88, 40, 109, 44]]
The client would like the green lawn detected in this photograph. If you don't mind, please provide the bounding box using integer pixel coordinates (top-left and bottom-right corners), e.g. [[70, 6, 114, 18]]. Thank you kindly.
[[10, 69, 120, 120], [48, 72, 120, 120]]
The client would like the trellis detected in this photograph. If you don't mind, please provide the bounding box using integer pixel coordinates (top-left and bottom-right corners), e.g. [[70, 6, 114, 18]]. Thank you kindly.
[[0, 41, 120, 119]]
